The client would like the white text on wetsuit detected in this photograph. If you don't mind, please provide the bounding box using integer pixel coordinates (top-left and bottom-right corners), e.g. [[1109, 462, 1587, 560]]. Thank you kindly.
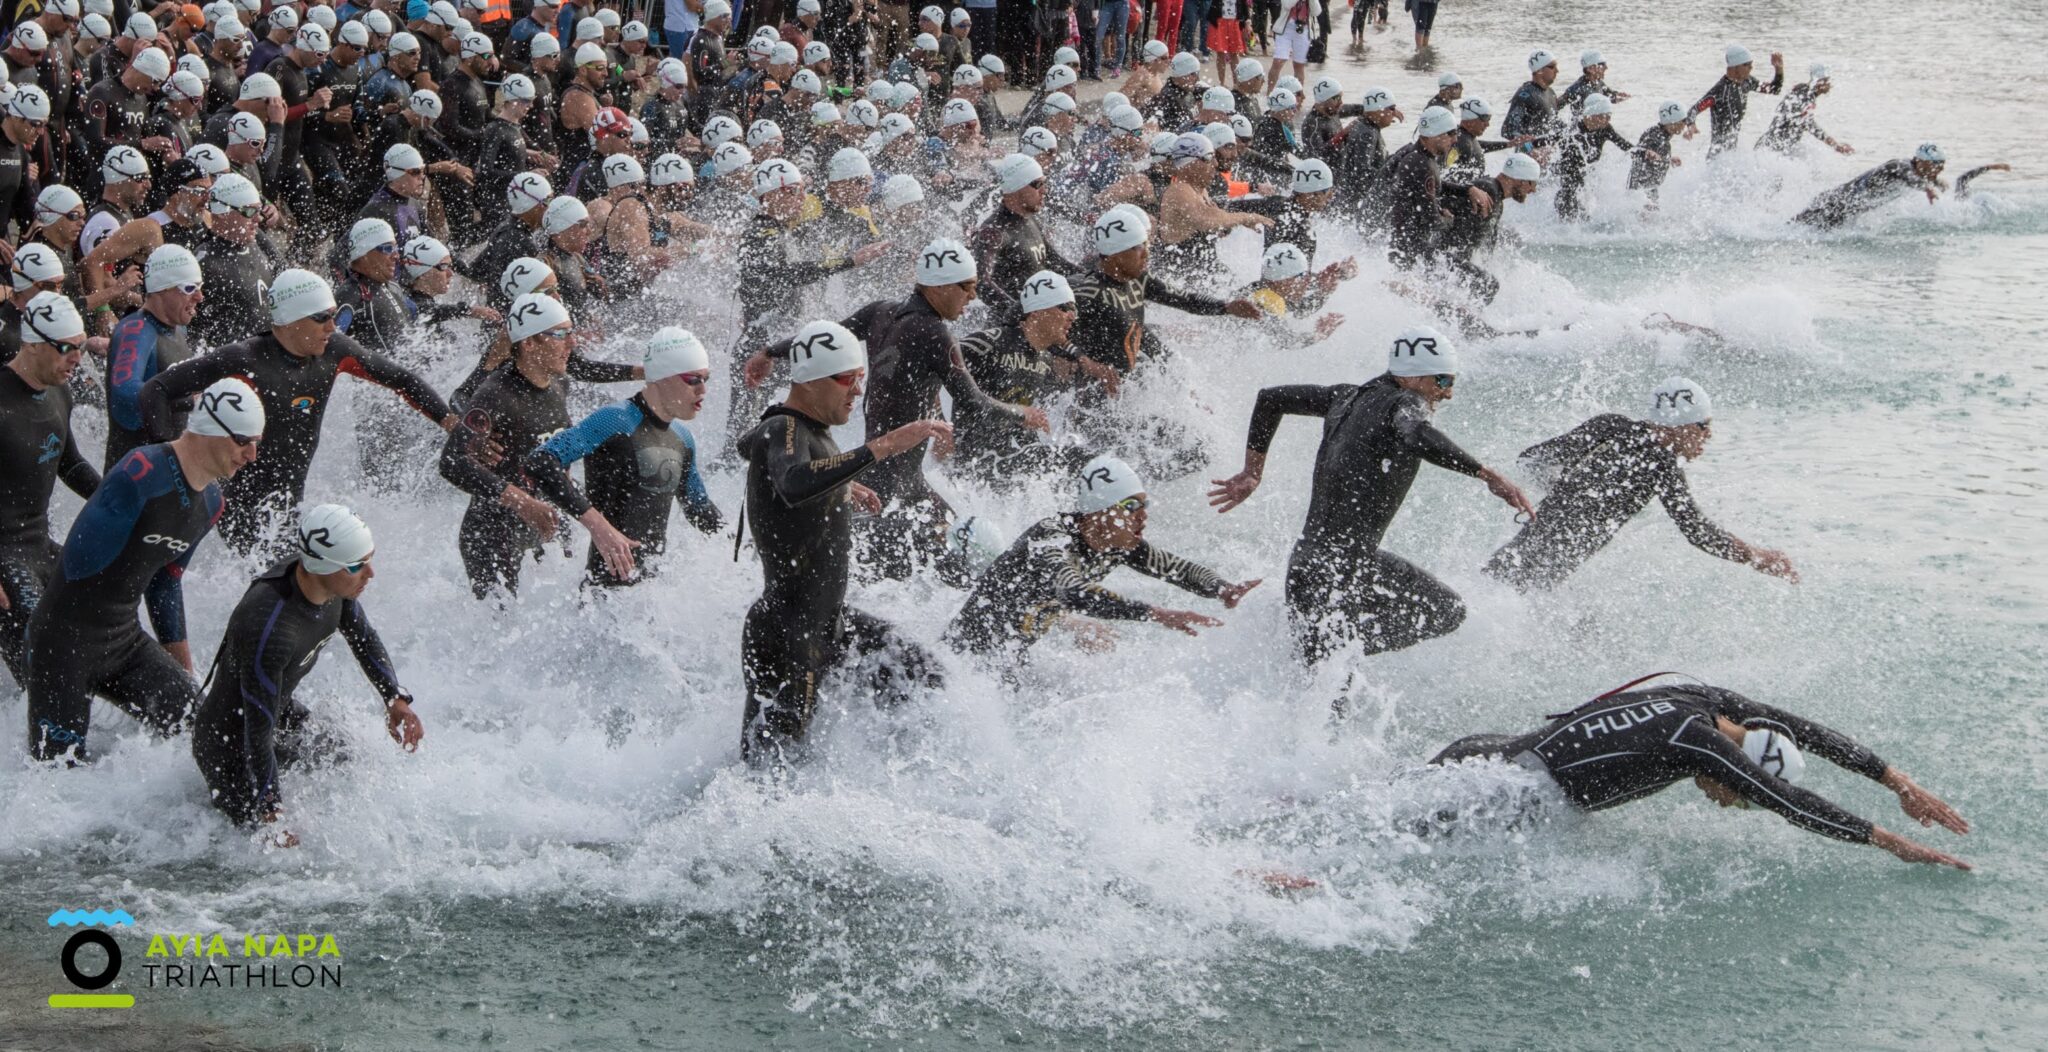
[[1578, 700, 1678, 739]]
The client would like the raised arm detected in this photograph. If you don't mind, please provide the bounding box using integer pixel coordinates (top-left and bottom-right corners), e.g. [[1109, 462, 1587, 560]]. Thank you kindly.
[[762, 414, 876, 505]]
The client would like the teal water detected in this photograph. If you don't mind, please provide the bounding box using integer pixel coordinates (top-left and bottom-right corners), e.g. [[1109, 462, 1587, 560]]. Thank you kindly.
[[4, 2, 2045, 1048]]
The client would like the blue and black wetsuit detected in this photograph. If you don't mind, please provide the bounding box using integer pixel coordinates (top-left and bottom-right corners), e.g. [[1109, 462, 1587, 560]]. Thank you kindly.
[[734, 404, 943, 764], [26, 444, 221, 761], [524, 393, 725, 587], [104, 308, 195, 470], [1431, 683, 1886, 845], [0, 367, 102, 687], [191, 560, 406, 827]]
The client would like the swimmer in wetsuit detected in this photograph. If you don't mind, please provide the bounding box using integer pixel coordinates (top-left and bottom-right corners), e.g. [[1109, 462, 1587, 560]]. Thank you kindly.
[[945, 455, 1259, 664], [733, 318, 953, 766], [951, 270, 1086, 486], [1429, 676, 1971, 870], [1687, 44, 1784, 157], [102, 244, 206, 470], [1794, 142, 1951, 228], [523, 326, 725, 588], [1209, 327, 1534, 665], [191, 504, 424, 846], [1484, 377, 1798, 591], [26, 376, 264, 762], [0, 295, 100, 688], [968, 153, 1081, 323]]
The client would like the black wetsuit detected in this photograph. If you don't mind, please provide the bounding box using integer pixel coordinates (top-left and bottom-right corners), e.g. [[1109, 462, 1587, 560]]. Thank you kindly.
[[954, 323, 1075, 481], [1690, 67, 1783, 157], [1557, 74, 1622, 112], [1756, 83, 1831, 154], [191, 231, 280, 348], [735, 405, 942, 764], [460, 217, 547, 302], [0, 368, 101, 687], [967, 203, 1079, 322], [764, 293, 1024, 580], [524, 394, 724, 587], [474, 115, 532, 226], [1793, 159, 1937, 229], [1553, 121, 1635, 219], [1327, 118, 1387, 219], [1432, 175, 1504, 303], [1381, 142, 1443, 269], [191, 561, 405, 826], [944, 514, 1222, 659], [1628, 124, 1679, 197], [1445, 128, 1512, 179], [438, 364, 568, 598], [138, 333, 451, 554], [1483, 414, 1739, 590], [1065, 268, 1230, 481], [723, 211, 864, 458], [26, 443, 221, 761], [1430, 683, 1885, 845], [1244, 376, 1484, 663], [1501, 79, 1559, 149]]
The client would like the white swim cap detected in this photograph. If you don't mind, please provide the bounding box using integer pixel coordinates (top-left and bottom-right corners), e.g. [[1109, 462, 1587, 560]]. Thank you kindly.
[[828, 147, 873, 183], [1075, 454, 1144, 513], [1580, 48, 1605, 69], [786, 319, 866, 383], [1236, 58, 1265, 83], [1459, 97, 1492, 120], [1276, 75, 1302, 93], [1262, 242, 1309, 282], [383, 142, 425, 182], [644, 326, 711, 381], [266, 267, 336, 325], [1019, 270, 1074, 313], [501, 73, 536, 102], [101, 144, 149, 184], [1914, 142, 1945, 164], [1645, 376, 1712, 427], [979, 53, 1006, 75], [499, 257, 553, 300], [542, 195, 589, 235], [1106, 105, 1145, 135], [649, 153, 693, 187], [791, 68, 823, 94], [804, 41, 831, 65], [21, 290, 85, 342], [165, 69, 206, 103], [506, 171, 551, 213], [187, 143, 231, 176], [1044, 63, 1076, 90], [1142, 39, 1169, 61], [1171, 131, 1215, 166], [131, 46, 171, 83], [296, 24, 332, 55], [702, 0, 731, 18], [11, 18, 47, 50], [1052, 44, 1078, 65], [34, 184, 82, 223], [190, 377, 266, 438], [1500, 152, 1543, 182], [1417, 105, 1458, 137], [1809, 62, 1830, 83], [528, 31, 558, 58], [752, 158, 804, 196], [877, 174, 924, 209], [702, 114, 742, 147], [1724, 43, 1752, 67], [1438, 71, 1461, 87], [1201, 121, 1234, 149], [1388, 324, 1457, 377], [810, 100, 841, 126], [409, 88, 443, 119], [1267, 87, 1298, 112], [846, 99, 880, 128], [1742, 724, 1806, 784], [1201, 85, 1235, 113], [388, 31, 421, 54], [227, 111, 267, 145], [1291, 158, 1334, 194], [1019, 124, 1060, 154], [1658, 100, 1686, 125], [10, 242, 63, 291], [622, 19, 648, 41], [1359, 86, 1394, 112], [942, 97, 979, 127], [602, 154, 644, 188], [507, 291, 572, 341], [574, 42, 606, 66], [768, 40, 797, 65], [297, 503, 374, 573], [946, 515, 1008, 574], [711, 142, 753, 176], [6, 83, 50, 121], [916, 237, 976, 285], [1311, 75, 1343, 104], [1528, 48, 1557, 72], [913, 31, 938, 51], [1094, 204, 1150, 254], [1169, 51, 1199, 78], [994, 152, 1044, 194], [1580, 93, 1613, 118], [143, 244, 202, 293], [400, 235, 451, 280]]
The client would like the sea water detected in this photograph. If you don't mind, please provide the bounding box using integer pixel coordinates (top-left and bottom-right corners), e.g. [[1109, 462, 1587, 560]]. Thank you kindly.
[[4, 1, 2045, 1048]]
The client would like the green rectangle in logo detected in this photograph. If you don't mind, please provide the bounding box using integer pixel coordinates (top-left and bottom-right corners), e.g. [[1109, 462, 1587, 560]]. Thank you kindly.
[[47, 994, 135, 1009]]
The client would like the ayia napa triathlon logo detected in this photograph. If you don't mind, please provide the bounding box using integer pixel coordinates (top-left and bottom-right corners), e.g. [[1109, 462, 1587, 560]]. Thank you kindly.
[[44, 907, 344, 1008]]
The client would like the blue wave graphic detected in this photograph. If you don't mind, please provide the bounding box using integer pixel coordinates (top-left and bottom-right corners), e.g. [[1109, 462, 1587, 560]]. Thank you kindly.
[[47, 909, 135, 928]]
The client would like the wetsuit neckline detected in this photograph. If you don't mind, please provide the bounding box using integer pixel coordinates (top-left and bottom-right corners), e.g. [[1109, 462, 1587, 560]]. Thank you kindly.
[[762, 402, 831, 428]]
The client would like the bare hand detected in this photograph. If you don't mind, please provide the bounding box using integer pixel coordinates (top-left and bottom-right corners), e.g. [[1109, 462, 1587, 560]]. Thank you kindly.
[[1750, 548, 1799, 582], [586, 514, 642, 581], [1236, 212, 1274, 230], [1467, 185, 1491, 216], [851, 240, 892, 265], [1208, 469, 1261, 512], [1769, 52, 1784, 66], [0, 584, 10, 610], [165, 639, 195, 674], [1219, 578, 1262, 609], [1150, 607, 1222, 635], [469, 305, 502, 323], [260, 814, 299, 848], [1886, 770, 1970, 834], [1834, 142, 1855, 156], [1018, 405, 1050, 432], [386, 698, 424, 750], [1313, 312, 1345, 339], [1075, 357, 1121, 397], [743, 349, 774, 388], [1479, 468, 1535, 518], [1224, 298, 1263, 320], [139, 135, 174, 154], [509, 490, 559, 539], [1681, 123, 1696, 141], [1669, 155, 1684, 167], [846, 482, 882, 514], [871, 418, 952, 459], [1871, 826, 1970, 871], [311, 87, 333, 111]]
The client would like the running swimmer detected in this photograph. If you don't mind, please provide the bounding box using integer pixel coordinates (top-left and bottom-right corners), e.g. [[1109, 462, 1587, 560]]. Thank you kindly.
[[1552, 94, 1639, 220], [1502, 49, 1563, 155], [952, 270, 1085, 485], [1208, 327, 1534, 664], [1794, 142, 1950, 228], [139, 268, 454, 554], [1428, 676, 1970, 870], [734, 319, 950, 765], [1627, 101, 1690, 210], [0, 294, 99, 688], [523, 327, 725, 587], [968, 153, 1080, 322], [103, 244, 205, 469], [945, 455, 1259, 663], [1688, 44, 1785, 157], [191, 504, 423, 846], [1483, 377, 1799, 591], [26, 377, 263, 762], [1756, 63, 1854, 156], [1430, 153, 1541, 308]]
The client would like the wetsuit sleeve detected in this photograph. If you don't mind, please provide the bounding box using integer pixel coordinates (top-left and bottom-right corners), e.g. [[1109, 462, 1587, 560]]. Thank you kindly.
[[1670, 714, 1873, 843], [439, 402, 510, 497], [139, 345, 250, 441], [1142, 275, 1231, 316], [928, 318, 1021, 422], [1762, 66, 1784, 94], [1033, 546, 1152, 622], [762, 415, 876, 505], [58, 431, 101, 498], [335, 340, 454, 422], [1123, 541, 1226, 599], [1245, 384, 1341, 453], [1395, 400, 1485, 476], [142, 541, 197, 644], [565, 350, 641, 383], [1606, 126, 1636, 153], [339, 599, 404, 702], [61, 452, 154, 582], [1653, 461, 1741, 560], [1955, 165, 2000, 197], [106, 315, 161, 433], [671, 424, 724, 533], [526, 400, 641, 517], [1695, 686, 1890, 782]]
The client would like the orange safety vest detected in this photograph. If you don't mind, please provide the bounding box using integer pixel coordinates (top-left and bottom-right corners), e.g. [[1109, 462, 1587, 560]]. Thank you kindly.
[[479, 0, 511, 23]]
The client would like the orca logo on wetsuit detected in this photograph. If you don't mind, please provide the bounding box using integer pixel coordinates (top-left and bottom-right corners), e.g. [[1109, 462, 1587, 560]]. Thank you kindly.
[[38, 433, 62, 464], [142, 533, 191, 553], [789, 329, 841, 363], [920, 247, 967, 271], [1391, 336, 1440, 358]]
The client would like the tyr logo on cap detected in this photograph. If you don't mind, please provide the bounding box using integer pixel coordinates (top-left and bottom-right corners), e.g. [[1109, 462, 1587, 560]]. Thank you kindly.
[[790, 329, 840, 360], [1655, 389, 1697, 409], [299, 526, 332, 558], [1024, 276, 1058, 298], [1081, 465, 1115, 489], [921, 247, 965, 270], [510, 300, 547, 328], [1097, 217, 1129, 236], [1755, 735, 1788, 777], [1392, 335, 1439, 357]]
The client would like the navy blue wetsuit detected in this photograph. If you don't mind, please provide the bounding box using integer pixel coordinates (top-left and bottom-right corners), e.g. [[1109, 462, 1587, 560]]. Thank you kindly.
[[26, 444, 222, 761], [104, 308, 195, 470], [191, 561, 405, 826], [0, 368, 102, 687], [524, 394, 725, 587]]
